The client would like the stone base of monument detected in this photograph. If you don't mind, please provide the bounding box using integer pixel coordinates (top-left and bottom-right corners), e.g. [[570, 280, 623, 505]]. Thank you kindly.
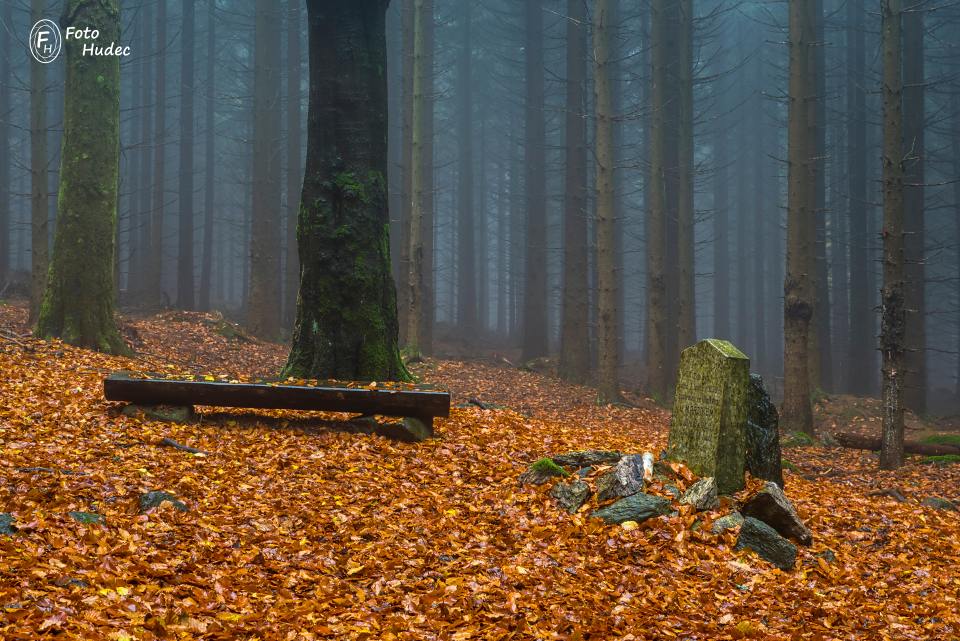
[[521, 449, 812, 571]]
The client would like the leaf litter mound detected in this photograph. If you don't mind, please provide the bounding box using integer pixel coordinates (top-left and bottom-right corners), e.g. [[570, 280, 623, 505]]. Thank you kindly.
[[0, 300, 958, 640]]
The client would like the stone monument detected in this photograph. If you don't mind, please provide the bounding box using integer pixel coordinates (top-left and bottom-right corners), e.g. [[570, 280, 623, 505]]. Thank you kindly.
[[665, 339, 750, 494]]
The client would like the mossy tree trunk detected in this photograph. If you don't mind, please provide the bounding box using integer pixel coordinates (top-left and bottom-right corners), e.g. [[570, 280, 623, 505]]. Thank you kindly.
[[283, 0, 406, 382], [30, 0, 49, 324], [36, 0, 126, 355]]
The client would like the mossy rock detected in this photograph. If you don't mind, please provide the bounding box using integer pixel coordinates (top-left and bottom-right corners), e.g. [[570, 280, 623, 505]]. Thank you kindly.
[[549, 480, 591, 514], [735, 517, 797, 571], [919, 434, 960, 448], [68, 511, 105, 525], [591, 493, 671, 525], [552, 450, 623, 468], [520, 458, 569, 486], [921, 454, 960, 466], [139, 491, 188, 513], [122, 404, 196, 424], [782, 431, 816, 448], [0, 513, 15, 535], [921, 497, 957, 512]]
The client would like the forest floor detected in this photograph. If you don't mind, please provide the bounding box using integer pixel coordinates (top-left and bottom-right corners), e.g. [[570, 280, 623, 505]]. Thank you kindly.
[[1, 300, 958, 641]]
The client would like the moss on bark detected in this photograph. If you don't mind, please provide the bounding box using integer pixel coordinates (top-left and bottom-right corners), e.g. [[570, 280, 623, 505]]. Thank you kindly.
[[282, 0, 406, 382], [35, 0, 126, 355]]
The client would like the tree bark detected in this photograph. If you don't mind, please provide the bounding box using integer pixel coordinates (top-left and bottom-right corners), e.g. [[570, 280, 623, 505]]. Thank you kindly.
[[879, 0, 905, 470], [783, 0, 815, 435], [595, 0, 619, 402], [902, 6, 925, 414], [420, 0, 435, 355], [198, 0, 216, 311], [0, 1, 9, 287], [559, 0, 589, 384], [284, 0, 303, 328], [248, 0, 283, 338], [177, 0, 195, 310], [36, 0, 126, 354], [30, 0, 49, 322], [676, 0, 695, 353], [521, 0, 548, 362], [149, 0, 166, 307], [811, 0, 830, 392], [647, 0, 669, 403], [846, 0, 871, 396], [456, 0, 476, 336], [284, 0, 406, 381], [397, 0, 413, 342]]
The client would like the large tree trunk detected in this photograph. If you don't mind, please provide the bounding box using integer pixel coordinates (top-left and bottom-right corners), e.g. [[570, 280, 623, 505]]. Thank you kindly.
[[36, 0, 126, 354], [879, 0, 905, 470], [559, 0, 589, 385], [177, 0, 195, 310], [810, 0, 830, 392], [595, 0, 619, 403], [284, 0, 303, 328], [30, 0, 49, 322], [248, 0, 283, 338], [284, 0, 406, 381], [456, 0, 476, 336], [134, 0, 154, 302], [397, 0, 413, 342], [521, 0, 548, 362], [647, 0, 669, 403], [198, 0, 216, 311], [846, 0, 871, 396], [782, 0, 815, 435], [149, 0, 166, 307], [902, 7, 925, 415]]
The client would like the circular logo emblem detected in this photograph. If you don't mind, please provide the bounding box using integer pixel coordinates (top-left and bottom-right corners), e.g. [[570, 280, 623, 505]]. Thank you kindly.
[[30, 19, 62, 64]]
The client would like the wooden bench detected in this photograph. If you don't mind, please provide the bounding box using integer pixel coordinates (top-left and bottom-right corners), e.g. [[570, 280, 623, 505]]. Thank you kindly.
[[103, 372, 450, 441]]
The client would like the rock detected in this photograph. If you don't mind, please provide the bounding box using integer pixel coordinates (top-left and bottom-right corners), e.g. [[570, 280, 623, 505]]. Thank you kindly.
[[596, 455, 646, 501], [550, 480, 592, 513], [139, 491, 188, 513], [122, 404, 196, 424], [711, 511, 744, 534], [0, 513, 15, 535], [741, 482, 812, 545], [665, 339, 750, 494], [519, 458, 569, 486], [576, 466, 592, 478], [735, 517, 798, 571], [817, 549, 837, 564], [552, 450, 623, 468], [399, 416, 433, 442], [68, 511, 105, 525], [745, 374, 785, 487], [664, 484, 682, 499], [591, 493, 672, 525], [921, 497, 958, 512], [680, 477, 720, 511]]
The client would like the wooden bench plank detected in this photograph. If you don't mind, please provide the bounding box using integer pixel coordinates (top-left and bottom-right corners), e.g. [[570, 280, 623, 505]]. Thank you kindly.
[[103, 373, 450, 419]]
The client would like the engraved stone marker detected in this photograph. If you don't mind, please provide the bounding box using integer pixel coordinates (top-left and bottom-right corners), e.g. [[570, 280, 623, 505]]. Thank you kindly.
[[665, 339, 750, 494]]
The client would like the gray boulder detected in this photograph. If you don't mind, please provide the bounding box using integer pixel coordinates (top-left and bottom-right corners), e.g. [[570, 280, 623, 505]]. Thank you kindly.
[[680, 477, 720, 511], [741, 482, 812, 545], [745, 374, 785, 487], [596, 454, 646, 501], [552, 450, 623, 468], [921, 497, 957, 512], [550, 480, 592, 514], [711, 511, 744, 534], [735, 517, 798, 570], [139, 491, 188, 513], [591, 493, 672, 525], [519, 458, 569, 486], [0, 513, 15, 535]]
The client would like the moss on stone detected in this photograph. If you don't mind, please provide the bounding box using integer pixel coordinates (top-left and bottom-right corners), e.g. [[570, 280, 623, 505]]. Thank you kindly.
[[921, 454, 960, 465], [920, 434, 960, 447], [530, 458, 568, 477]]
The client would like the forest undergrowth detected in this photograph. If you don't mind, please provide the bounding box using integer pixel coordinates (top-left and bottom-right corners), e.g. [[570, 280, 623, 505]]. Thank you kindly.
[[1, 301, 958, 640]]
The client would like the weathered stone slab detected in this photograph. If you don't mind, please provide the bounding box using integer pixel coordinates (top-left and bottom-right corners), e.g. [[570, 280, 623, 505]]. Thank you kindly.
[[666, 339, 750, 494], [551, 450, 623, 468], [735, 517, 797, 570], [680, 477, 720, 512], [711, 511, 744, 534], [746, 374, 785, 487], [596, 454, 646, 501], [550, 480, 592, 513], [0, 513, 15, 535], [591, 493, 672, 525], [921, 497, 957, 512], [741, 482, 812, 545]]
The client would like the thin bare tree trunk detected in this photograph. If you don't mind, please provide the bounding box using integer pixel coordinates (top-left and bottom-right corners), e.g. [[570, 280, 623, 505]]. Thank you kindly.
[[177, 0, 196, 310], [676, 0, 695, 352], [902, 6, 925, 414], [456, 0, 476, 336], [420, 0, 434, 355], [783, 0, 815, 435], [397, 0, 413, 342], [149, 0, 167, 306], [284, 0, 302, 327], [595, 0, 619, 403], [199, 0, 216, 311], [30, 0, 49, 322], [879, 0, 905, 469], [559, 0, 589, 384]]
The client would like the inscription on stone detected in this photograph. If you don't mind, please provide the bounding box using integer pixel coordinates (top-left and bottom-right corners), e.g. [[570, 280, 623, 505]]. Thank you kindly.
[[666, 339, 750, 494]]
